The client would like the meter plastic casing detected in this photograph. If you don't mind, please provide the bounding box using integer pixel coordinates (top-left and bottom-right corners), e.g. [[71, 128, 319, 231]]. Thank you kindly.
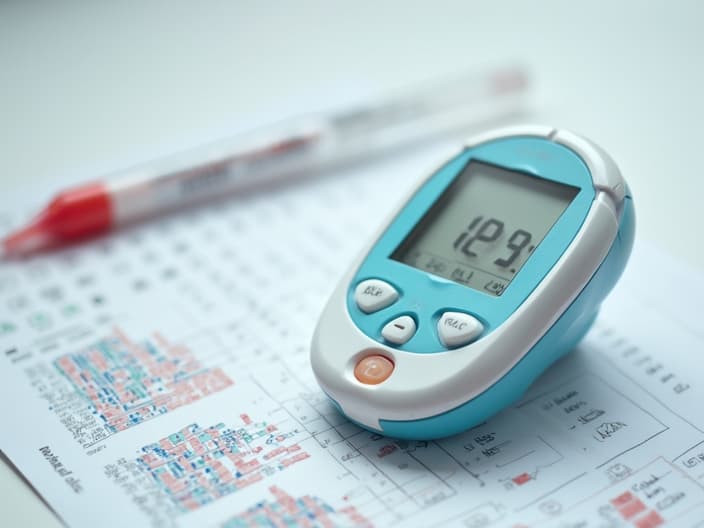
[[311, 126, 634, 440]]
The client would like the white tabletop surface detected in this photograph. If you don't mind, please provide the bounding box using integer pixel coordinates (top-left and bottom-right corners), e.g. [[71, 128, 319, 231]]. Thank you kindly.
[[1, 1, 703, 525]]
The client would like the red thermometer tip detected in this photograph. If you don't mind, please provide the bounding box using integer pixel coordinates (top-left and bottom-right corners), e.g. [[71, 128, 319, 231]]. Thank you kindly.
[[2, 220, 53, 258]]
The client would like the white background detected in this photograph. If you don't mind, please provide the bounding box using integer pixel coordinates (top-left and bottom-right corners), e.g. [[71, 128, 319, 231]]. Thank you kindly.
[[1, 1, 703, 525]]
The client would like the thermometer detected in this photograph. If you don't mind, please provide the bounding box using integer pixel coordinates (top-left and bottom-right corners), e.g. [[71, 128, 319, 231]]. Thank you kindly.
[[311, 125, 635, 440]]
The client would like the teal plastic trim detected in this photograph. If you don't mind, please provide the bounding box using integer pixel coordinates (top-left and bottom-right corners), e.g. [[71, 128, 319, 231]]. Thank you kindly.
[[346, 137, 596, 353], [376, 195, 635, 440]]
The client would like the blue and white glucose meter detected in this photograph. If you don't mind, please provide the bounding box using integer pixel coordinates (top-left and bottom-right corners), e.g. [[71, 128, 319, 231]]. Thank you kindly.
[[311, 125, 635, 440]]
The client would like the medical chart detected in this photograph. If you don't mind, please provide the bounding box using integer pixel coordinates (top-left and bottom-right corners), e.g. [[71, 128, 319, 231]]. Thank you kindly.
[[1, 144, 704, 528]]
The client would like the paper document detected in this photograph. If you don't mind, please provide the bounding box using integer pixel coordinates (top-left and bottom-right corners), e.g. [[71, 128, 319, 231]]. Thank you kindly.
[[1, 144, 703, 527]]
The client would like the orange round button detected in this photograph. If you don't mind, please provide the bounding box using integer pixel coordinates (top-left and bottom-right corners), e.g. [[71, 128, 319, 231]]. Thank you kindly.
[[354, 355, 394, 385]]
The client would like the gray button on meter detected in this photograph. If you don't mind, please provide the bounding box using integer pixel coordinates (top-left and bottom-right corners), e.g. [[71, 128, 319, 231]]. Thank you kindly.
[[437, 312, 483, 347], [381, 315, 416, 345], [354, 279, 399, 313]]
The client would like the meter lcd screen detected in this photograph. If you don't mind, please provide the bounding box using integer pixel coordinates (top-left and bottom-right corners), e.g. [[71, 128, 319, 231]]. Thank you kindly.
[[391, 160, 579, 296]]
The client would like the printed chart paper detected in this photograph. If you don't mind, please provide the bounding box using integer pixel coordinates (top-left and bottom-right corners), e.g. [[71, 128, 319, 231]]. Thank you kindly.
[[1, 146, 703, 527]]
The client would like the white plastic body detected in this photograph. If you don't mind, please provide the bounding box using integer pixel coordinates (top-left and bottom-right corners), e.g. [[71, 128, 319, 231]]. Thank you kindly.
[[310, 125, 626, 431]]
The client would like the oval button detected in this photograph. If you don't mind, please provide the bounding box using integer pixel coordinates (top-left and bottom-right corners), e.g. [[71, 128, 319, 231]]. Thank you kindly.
[[354, 279, 399, 313], [354, 355, 394, 385], [437, 311, 484, 348], [381, 315, 416, 345]]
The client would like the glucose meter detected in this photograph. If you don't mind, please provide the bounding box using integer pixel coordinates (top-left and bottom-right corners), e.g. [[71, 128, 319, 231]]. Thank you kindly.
[[311, 125, 634, 440]]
